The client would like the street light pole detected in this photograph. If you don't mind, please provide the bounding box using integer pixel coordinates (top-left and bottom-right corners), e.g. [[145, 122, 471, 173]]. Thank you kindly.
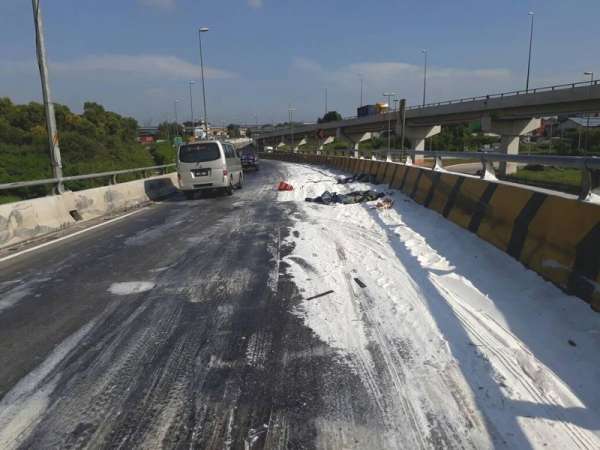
[[288, 106, 296, 150], [358, 74, 364, 107], [383, 92, 397, 160], [188, 80, 195, 130], [584, 71, 594, 153], [324, 88, 328, 114], [526, 12, 535, 92], [32, 0, 64, 193], [421, 49, 428, 106], [198, 27, 209, 135], [174, 100, 179, 138]]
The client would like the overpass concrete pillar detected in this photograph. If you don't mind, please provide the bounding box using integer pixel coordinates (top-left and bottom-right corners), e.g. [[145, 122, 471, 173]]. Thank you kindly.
[[401, 125, 441, 163], [481, 116, 541, 175], [319, 136, 335, 152], [294, 137, 307, 152], [337, 128, 360, 157]]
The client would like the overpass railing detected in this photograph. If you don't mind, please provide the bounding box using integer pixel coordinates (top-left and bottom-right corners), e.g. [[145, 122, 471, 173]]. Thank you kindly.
[[0, 164, 176, 194], [405, 79, 600, 111]]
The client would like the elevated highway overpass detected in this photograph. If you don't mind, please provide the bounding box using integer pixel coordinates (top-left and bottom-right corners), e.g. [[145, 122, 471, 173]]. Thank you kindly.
[[256, 79, 600, 174]]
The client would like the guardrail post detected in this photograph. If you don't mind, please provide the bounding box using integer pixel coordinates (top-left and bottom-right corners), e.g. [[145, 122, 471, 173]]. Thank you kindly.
[[433, 155, 443, 171], [580, 167, 600, 201], [109, 174, 117, 185], [52, 178, 65, 195], [481, 158, 497, 180]]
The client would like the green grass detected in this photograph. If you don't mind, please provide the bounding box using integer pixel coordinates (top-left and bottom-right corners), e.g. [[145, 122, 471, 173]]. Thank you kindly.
[[501, 167, 582, 194], [0, 194, 23, 205]]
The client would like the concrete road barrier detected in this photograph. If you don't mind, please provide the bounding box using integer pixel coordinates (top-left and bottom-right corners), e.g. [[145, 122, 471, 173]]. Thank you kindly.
[[0, 173, 177, 250], [264, 153, 600, 311]]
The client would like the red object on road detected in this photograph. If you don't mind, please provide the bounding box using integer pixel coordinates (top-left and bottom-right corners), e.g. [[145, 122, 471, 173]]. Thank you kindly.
[[277, 181, 294, 191]]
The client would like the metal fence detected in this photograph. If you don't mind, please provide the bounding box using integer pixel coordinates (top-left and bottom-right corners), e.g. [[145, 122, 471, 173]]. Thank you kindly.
[[0, 164, 176, 194]]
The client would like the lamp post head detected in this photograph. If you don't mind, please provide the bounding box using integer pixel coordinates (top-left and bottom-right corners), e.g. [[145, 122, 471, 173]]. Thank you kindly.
[[528, 11, 534, 16], [421, 49, 427, 54], [584, 72, 593, 76], [189, 80, 195, 85], [199, 27, 209, 32]]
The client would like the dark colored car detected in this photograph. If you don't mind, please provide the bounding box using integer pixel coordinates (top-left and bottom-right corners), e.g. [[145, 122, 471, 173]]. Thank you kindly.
[[240, 148, 259, 170]]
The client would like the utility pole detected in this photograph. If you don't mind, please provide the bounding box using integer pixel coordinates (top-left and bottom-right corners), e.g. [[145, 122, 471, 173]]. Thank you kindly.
[[324, 88, 328, 115], [525, 12, 535, 92], [32, 0, 64, 193]]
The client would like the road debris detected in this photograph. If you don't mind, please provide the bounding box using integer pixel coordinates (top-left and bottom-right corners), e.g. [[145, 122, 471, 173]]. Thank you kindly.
[[277, 181, 294, 191], [374, 197, 394, 209], [305, 290, 335, 301], [305, 190, 385, 205], [337, 173, 379, 184]]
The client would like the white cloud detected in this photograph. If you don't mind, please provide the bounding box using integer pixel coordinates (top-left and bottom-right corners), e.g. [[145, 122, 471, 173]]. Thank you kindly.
[[290, 57, 513, 108], [48, 54, 237, 80], [138, 0, 176, 9], [248, 0, 263, 8]]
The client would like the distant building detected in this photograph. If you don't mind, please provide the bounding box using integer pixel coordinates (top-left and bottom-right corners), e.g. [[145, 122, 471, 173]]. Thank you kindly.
[[558, 116, 600, 132], [137, 126, 160, 144]]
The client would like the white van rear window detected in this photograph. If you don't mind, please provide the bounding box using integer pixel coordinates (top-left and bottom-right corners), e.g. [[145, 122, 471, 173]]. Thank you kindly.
[[179, 143, 220, 162]]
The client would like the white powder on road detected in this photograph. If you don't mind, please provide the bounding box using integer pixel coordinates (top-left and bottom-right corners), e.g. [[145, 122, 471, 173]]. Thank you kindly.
[[279, 162, 600, 449], [108, 281, 155, 295], [0, 321, 96, 449]]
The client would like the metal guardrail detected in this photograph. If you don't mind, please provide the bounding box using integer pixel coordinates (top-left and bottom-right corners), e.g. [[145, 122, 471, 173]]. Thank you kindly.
[[404, 151, 600, 201], [0, 164, 176, 193], [254, 79, 600, 134], [264, 148, 600, 201]]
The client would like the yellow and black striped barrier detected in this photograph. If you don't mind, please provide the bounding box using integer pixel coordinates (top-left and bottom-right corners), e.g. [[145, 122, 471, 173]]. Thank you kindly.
[[264, 153, 600, 311]]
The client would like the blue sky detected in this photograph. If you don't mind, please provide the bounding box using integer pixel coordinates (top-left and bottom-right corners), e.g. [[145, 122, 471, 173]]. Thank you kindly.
[[1, 0, 599, 125]]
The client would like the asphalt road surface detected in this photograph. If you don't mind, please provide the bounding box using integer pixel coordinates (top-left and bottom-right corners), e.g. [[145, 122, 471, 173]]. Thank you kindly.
[[0, 161, 379, 449]]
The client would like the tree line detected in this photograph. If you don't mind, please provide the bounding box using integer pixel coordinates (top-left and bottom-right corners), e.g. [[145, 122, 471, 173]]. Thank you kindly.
[[0, 98, 174, 203]]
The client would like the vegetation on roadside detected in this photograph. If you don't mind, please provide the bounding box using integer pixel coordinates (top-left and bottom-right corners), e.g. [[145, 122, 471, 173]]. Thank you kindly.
[[0, 98, 175, 203], [501, 166, 582, 194]]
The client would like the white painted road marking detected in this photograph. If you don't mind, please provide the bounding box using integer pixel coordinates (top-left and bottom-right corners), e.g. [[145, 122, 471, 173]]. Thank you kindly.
[[0, 208, 146, 264]]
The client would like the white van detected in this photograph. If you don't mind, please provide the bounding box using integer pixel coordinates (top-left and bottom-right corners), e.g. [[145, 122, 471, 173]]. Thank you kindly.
[[177, 140, 243, 199]]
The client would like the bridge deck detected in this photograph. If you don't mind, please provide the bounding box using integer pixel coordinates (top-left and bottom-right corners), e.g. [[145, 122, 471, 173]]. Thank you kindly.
[[0, 161, 598, 449]]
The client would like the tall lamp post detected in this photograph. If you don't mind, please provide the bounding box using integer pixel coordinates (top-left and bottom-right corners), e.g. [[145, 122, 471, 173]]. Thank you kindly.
[[584, 71, 594, 153], [188, 80, 195, 132], [421, 49, 428, 106], [173, 99, 180, 139], [198, 27, 209, 134], [32, 0, 64, 192], [383, 92, 397, 160], [358, 74, 364, 107], [288, 106, 296, 150], [525, 11, 535, 92]]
